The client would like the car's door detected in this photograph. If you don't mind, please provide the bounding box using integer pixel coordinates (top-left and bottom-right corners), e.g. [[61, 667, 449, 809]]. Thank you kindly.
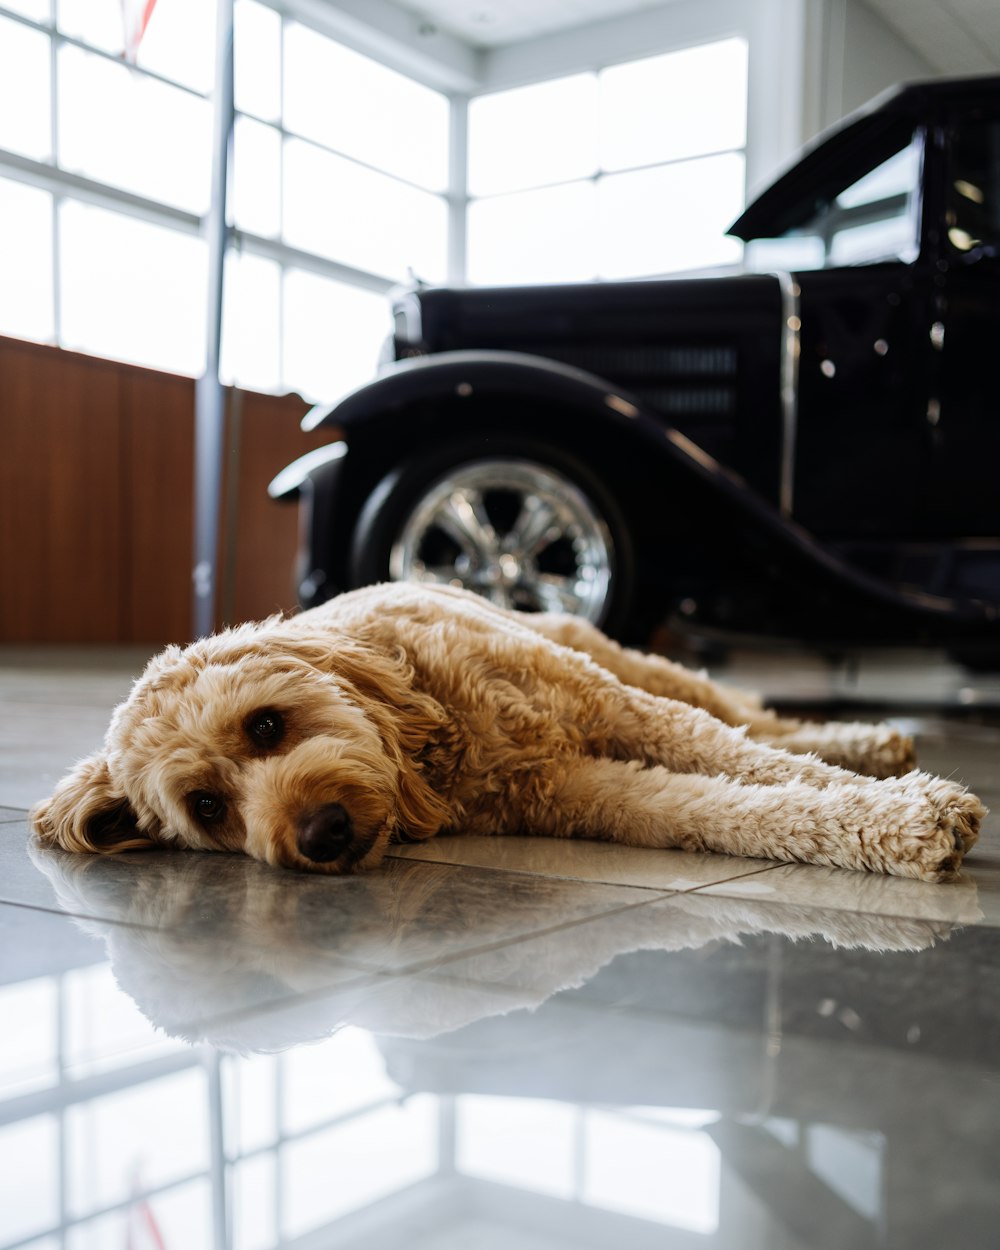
[[926, 108, 1000, 537], [786, 132, 936, 541]]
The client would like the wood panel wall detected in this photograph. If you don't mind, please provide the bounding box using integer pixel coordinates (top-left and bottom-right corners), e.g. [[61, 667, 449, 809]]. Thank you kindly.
[[0, 336, 333, 643]]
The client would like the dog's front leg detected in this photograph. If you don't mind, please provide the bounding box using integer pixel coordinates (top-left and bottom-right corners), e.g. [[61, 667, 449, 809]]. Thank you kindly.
[[526, 757, 969, 882]]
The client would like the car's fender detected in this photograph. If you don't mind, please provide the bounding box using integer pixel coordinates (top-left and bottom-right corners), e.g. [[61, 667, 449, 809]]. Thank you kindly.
[[272, 349, 748, 498], [269, 350, 995, 625]]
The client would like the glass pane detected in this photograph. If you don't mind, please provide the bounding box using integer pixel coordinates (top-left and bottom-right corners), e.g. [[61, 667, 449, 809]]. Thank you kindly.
[[467, 181, 597, 285], [233, 116, 281, 237], [4, 0, 50, 19], [58, 44, 212, 215], [598, 152, 745, 278], [221, 250, 281, 393], [284, 22, 448, 191], [456, 1095, 575, 1197], [583, 1109, 720, 1232], [282, 268, 389, 403], [66, 1069, 209, 1217], [0, 976, 58, 1096], [282, 1028, 399, 1135], [232, 1154, 276, 1250], [0, 177, 54, 344], [137, 0, 216, 94], [829, 216, 917, 266], [63, 965, 184, 1078], [66, 1178, 213, 1250], [0, 15, 52, 161], [837, 142, 921, 208], [0, 1115, 59, 1243], [774, 136, 921, 268], [283, 138, 447, 283], [468, 73, 598, 196], [60, 200, 208, 375], [57, 0, 122, 53], [600, 37, 748, 172], [807, 1124, 883, 1221], [281, 1095, 437, 1237], [235, 0, 281, 122]]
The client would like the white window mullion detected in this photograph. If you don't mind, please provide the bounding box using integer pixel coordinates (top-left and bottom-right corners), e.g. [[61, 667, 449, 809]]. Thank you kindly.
[[447, 93, 468, 285], [48, 13, 61, 344]]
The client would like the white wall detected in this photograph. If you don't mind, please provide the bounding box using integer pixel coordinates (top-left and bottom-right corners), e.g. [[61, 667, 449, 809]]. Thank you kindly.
[[804, 0, 934, 141]]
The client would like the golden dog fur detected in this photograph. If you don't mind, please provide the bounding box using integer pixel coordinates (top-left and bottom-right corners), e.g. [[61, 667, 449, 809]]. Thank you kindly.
[[32, 583, 984, 882]]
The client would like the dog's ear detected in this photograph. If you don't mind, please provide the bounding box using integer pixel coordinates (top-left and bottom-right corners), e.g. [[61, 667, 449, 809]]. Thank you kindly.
[[31, 752, 155, 854], [323, 640, 457, 838]]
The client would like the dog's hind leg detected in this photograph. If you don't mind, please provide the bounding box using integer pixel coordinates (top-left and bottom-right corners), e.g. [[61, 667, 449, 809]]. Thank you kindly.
[[528, 756, 967, 882], [528, 613, 914, 777], [529, 613, 774, 728], [575, 682, 983, 848], [751, 719, 915, 778]]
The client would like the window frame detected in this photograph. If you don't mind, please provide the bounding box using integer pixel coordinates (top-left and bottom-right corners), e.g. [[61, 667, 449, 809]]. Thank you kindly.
[[0, 0, 788, 387]]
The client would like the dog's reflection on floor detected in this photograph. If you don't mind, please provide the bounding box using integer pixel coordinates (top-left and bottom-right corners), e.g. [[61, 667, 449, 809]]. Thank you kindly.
[[29, 841, 977, 1054]]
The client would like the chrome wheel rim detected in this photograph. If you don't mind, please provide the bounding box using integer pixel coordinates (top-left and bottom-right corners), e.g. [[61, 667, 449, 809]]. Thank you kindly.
[[388, 459, 615, 622]]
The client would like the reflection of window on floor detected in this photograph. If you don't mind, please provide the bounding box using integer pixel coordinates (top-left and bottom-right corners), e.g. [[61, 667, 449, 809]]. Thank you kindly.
[[0, 982, 439, 1250], [806, 1123, 884, 1222], [761, 1115, 885, 1224], [456, 1095, 722, 1234]]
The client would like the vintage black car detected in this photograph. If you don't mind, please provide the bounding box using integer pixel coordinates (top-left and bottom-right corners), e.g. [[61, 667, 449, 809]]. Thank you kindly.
[[271, 73, 1000, 654]]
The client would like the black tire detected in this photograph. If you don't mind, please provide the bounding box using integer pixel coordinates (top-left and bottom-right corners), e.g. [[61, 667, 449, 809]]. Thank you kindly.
[[349, 436, 635, 635]]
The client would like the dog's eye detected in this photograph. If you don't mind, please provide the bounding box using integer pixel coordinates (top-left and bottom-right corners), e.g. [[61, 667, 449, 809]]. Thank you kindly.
[[247, 709, 285, 749], [191, 792, 226, 823]]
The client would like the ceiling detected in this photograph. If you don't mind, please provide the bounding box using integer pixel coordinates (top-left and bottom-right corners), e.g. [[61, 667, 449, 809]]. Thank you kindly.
[[866, 0, 1000, 74], [387, 0, 1000, 72], [386, 0, 681, 49]]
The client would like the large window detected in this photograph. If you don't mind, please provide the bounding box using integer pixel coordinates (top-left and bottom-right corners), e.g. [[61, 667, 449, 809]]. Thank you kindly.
[[0, 1, 449, 401], [467, 37, 748, 285], [0, 6, 753, 395]]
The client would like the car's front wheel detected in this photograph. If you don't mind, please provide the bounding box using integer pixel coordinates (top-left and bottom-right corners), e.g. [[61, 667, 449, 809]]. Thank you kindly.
[[349, 438, 633, 632]]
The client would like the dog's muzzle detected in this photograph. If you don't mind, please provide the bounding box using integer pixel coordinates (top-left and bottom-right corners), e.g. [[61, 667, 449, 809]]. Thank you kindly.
[[296, 803, 354, 863]]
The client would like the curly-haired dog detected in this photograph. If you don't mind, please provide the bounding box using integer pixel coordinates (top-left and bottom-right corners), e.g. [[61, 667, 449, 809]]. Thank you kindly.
[[32, 583, 984, 881]]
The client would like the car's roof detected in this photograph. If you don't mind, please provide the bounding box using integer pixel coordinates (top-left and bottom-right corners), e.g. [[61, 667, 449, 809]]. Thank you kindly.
[[730, 72, 1000, 241]]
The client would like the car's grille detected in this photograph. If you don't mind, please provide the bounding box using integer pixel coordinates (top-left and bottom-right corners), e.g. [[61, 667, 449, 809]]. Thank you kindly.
[[534, 344, 737, 380], [508, 343, 738, 420], [633, 386, 736, 415]]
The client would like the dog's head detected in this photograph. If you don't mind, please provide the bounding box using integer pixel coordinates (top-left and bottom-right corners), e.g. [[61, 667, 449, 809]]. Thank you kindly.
[[31, 621, 453, 872]]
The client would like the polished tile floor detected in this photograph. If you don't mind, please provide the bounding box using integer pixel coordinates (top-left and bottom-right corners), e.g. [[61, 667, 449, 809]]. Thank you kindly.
[[1, 644, 999, 1250]]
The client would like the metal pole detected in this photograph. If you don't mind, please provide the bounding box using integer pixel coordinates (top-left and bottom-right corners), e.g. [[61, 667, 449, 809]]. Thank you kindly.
[[193, 0, 235, 639]]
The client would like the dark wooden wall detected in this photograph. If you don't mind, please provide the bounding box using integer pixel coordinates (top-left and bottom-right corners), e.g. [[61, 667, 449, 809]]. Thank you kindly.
[[0, 335, 333, 643]]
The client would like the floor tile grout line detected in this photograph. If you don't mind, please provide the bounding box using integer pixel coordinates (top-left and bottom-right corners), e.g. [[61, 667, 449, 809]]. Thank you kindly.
[[185, 864, 998, 1040], [189, 886, 684, 1039], [383, 848, 788, 893]]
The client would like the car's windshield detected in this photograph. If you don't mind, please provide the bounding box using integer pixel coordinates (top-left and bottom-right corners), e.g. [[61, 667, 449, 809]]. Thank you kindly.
[[747, 132, 923, 272]]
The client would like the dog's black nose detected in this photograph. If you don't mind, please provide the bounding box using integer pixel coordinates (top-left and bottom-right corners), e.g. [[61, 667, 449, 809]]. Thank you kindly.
[[297, 803, 354, 862]]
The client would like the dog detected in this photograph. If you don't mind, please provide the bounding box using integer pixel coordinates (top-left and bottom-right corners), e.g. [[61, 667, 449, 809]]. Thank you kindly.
[[32, 582, 985, 882]]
